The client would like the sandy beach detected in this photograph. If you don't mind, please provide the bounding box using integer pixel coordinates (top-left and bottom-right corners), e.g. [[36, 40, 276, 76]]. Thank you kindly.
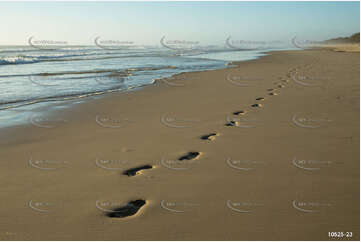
[[0, 48, 359, 240]]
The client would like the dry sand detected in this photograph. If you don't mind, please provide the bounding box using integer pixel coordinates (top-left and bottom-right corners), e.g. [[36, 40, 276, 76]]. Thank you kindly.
[[0, 48, 359, 240], [318, 43, 360, 53]]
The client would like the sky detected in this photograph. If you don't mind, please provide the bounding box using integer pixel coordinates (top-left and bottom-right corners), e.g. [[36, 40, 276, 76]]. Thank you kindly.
[[0, 1, 359, 45]]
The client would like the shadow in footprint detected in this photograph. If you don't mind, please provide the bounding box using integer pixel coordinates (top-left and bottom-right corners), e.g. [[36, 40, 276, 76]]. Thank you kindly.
[[225, 121, 237, 126], [255, 97, 264, 101], [179, 152, 200, 160], [233, 110, 246, 115], [106, 199, 146, 218], [201, 133, 217, 141], [251, 103, 262, 108], [123, 165, 153, 176]]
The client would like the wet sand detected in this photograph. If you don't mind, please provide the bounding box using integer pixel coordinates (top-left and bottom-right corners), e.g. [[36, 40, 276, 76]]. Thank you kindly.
[[0, 48, 359, 240]]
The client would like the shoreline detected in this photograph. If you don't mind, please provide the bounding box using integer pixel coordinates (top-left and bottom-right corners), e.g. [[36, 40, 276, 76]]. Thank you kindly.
[[0, 49, 274, 131], [0, 48, 359, 240]]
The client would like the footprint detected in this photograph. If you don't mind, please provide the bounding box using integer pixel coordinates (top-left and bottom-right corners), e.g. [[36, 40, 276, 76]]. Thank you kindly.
[[268, 92, 278, 96], [255, 97, 264, 101], [233, 110, 246, 115], [267, 88, 274, 91], [179, 152, 200, 160], [225, 121, 237, 127], [251, 103, 262, 108], [277, 84, 285, 88], [201, 133, 217, 141], [123, 165, 153, 176], [106, 199, 146, 218]]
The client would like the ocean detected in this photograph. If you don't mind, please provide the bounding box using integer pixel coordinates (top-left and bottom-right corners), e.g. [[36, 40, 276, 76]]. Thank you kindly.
[[0, 45, 278, 128]]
